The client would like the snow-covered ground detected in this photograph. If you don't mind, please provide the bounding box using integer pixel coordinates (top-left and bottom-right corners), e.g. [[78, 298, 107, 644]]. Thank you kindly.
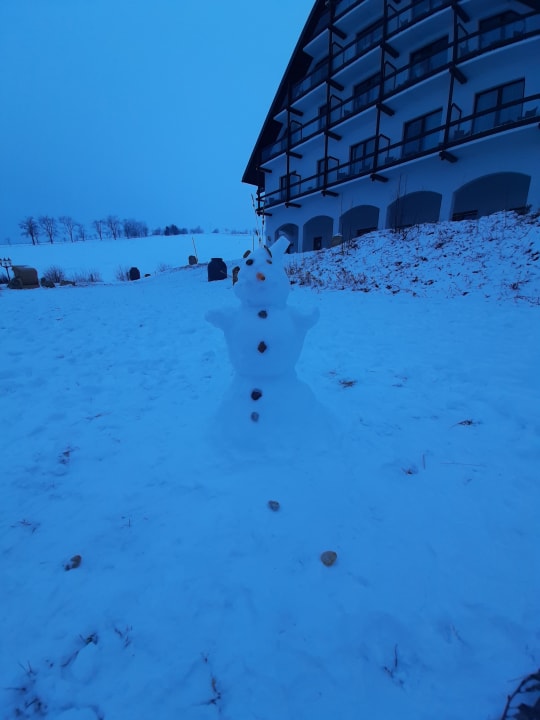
[[1, 212, 539, 720], [1, 233, 256, 284]]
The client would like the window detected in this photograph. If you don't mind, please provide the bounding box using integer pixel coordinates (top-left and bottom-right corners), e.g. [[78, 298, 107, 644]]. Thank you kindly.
[[290, 120, 302, 145], [412, 0, 445, 20], [350, 137, 377, 174], [280, 175, 289, 200], [316, 159, 326, 188], [402, 108, 442, 157], [473, 79, 524, 133], [280, 173, 301, 200], [353, 73, 380, 111], [409, 36, 448, 80], [317, 157, 339, 187], [356, 21, 383, 54], [479, 11, 523, 48], [318, 104, 328, 131]]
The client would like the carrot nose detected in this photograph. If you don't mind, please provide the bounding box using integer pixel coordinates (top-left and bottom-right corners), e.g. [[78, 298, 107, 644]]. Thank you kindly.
[[256, 272, 266, 281]]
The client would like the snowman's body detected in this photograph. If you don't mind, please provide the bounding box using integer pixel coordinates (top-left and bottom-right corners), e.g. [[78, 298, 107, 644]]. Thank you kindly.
[[206, 237, 329, 452]]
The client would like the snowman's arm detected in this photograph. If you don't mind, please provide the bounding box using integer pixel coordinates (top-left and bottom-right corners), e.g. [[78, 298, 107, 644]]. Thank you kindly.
[[291, 306, 320, 331], [205, 308, 233, 331]]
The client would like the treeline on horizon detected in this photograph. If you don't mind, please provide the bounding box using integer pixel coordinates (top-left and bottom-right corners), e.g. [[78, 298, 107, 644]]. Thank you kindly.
[[11, 215, 255, 245]]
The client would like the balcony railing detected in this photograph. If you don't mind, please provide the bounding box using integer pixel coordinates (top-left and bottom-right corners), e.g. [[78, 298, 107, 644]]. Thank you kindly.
[[260, 94, 540, 208], [262, 11, 539, 164], [287, 5, 537, 107], [386, 0, 450, 36], [291, 61, 329, 101], [458, 11, 540, 59]]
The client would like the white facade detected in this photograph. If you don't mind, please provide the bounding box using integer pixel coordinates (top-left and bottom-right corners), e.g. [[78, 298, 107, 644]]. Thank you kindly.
[[243, 0, 540, 252]]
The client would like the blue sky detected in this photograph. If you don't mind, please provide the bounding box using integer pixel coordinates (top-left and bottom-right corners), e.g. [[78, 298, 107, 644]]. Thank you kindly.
[[0, 0, 313, 241]]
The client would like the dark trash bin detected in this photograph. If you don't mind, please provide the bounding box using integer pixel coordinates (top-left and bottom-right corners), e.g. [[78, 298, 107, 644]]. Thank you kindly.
[[208, 257, 227, 282], [129, 267, 141, 281]]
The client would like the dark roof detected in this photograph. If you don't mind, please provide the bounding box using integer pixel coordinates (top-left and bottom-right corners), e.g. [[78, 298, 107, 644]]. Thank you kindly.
[[242, 0, 323, 187]]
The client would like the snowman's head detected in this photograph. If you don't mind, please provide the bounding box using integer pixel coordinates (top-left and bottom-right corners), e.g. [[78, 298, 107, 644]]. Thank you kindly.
[[234, 236, 291, 308]]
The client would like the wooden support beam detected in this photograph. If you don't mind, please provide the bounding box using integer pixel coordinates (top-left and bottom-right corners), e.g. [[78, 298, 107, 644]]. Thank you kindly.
[[322, 190, 339, 197], [325, 130, 342, 141], [287, 150, 303, 159], [370, 173, 389, 183], [330, 24, 347, 40], [439, 149, 458, 163], [455, 4, 470, 22], [329, 79, 345, 92], [289, 106, 304, 117], [377, 102, 395, 116], [285, 202, 301, 208], [450, 64, 467, 85], [383, 42, 399, 59]]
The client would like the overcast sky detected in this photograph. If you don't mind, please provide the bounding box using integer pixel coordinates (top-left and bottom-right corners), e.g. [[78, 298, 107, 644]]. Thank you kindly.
[[0, 0, 313, 241]]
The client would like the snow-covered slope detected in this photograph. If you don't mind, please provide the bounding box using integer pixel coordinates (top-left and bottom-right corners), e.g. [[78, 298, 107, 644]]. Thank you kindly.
[[0, 213, 539, 720], [284, 211, 540, 303]]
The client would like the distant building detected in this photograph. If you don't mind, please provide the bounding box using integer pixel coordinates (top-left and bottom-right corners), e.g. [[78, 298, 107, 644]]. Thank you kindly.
[[243, 0, 540, 252]]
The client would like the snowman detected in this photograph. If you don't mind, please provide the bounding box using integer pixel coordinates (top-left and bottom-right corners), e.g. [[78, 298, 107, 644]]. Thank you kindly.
[[206, 236, 332, 455]]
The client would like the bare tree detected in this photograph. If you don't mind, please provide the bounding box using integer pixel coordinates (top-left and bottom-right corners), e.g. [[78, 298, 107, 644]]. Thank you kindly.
[[59, 215, 76, 243], [19, 216, 39, 245], [123, 218, 148, 238], [106, 215, 122, 240], [38, 215, 57, 244], [93, 219, 105, 240], [76, 223, 87, 242]]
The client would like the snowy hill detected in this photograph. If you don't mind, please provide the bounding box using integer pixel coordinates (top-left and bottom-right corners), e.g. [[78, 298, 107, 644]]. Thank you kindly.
[[0, 212, 539, 720]]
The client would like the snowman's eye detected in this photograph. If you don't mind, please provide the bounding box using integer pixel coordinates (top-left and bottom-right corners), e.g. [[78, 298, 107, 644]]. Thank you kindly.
[[246, 258, 254, 266]]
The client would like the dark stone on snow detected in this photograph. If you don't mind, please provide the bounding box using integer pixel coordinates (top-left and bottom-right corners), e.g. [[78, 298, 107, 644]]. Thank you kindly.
[[208, 257, 227, 282], [258, 310, 268, 319], [251, 412, 259, 422], [246, 258, 254, 266], [232, 266, 240, 285], [12, 265, 39, 289], [257, 341, 267, 353], [40, 277, 55, 288], [251, 389, 263, 401], [129, 267, 141, 281], [188, 255, 198, 266]]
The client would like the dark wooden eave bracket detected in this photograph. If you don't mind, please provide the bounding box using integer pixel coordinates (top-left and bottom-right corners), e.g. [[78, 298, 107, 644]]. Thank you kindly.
[[439, 149, 458, 163], [285, 202, 301, 208], [257, 210, 273, 217], [289, 107, 304, 117], [383, 42, 399, 59], [329, 79, 345, 92], [377, 102, 395, 116], [330, 24, 347, 40], [322, 190, 339, 197], [257, 166, 272, 174], [371, 173, 389, 183], [325, 129, 342, 141], [454, 3, 470, 22], [450, 64, 467, 84], [287, 150, 303, 159]]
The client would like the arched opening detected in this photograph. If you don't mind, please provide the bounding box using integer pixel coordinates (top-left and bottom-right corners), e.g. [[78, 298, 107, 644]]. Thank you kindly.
[[452, 172, 531, 220], [386, 190, 442, 229], [275, 223, 299, 253], [302, 216, 334, 252], [340, 205, 380, 240]]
